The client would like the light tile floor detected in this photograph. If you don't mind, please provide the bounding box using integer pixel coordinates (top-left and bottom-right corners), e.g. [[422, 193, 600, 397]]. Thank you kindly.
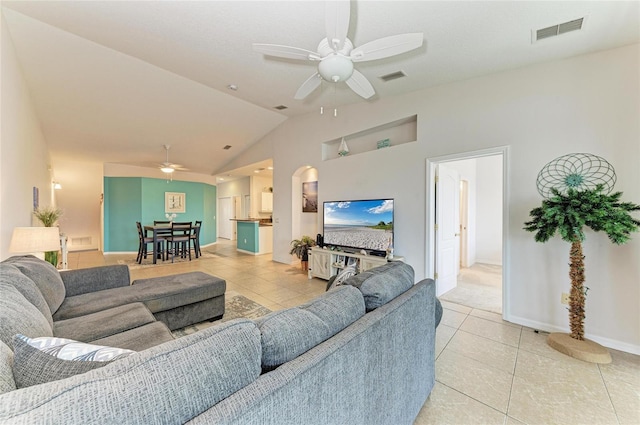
[[69, 241, 639, 425]]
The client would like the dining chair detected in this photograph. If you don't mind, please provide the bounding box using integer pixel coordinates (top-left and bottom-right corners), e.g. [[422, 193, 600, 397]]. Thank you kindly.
[[165, 221, 192, 263], [136, 222, 156, 264], [190, 220, 202, 258], [154, 220, 172, 260]]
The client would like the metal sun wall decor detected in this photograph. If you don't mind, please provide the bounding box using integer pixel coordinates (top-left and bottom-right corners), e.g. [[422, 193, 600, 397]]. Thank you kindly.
[[536, 153, 616, 199]]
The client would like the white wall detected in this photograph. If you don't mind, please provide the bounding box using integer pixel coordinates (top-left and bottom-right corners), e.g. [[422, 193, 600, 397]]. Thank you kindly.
[[475, 155, 502, 265], [53, 158, 103, 251], [0, 16, 53, 260], [229, 44, 640, 353], [217, 177, 249, 200]]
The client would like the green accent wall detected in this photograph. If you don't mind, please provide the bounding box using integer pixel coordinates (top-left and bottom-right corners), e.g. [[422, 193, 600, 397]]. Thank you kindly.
[[236, 221, 258, 253], [104, 177, 217, 252]]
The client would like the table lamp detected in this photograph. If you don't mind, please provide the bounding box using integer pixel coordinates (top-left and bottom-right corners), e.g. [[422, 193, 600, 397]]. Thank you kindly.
[[9, 227, 61, 261]]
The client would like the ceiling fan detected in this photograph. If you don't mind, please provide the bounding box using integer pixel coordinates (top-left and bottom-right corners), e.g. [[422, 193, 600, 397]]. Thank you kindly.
[[158, 145, 188, 174], [253, 0, 423, 100]]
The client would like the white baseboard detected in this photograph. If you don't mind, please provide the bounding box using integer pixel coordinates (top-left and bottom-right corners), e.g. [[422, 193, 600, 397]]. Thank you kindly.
[[505, 314, 640, 355], [474, 259, 502, 266]]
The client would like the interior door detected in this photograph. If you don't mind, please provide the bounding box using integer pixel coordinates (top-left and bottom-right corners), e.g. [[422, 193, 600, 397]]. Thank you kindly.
[[218, 197, 233, 240], [436, 164, 461, 296]]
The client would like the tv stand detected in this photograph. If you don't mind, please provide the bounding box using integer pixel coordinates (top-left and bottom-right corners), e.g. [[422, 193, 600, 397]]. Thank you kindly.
[[309, 247, 404, 280]]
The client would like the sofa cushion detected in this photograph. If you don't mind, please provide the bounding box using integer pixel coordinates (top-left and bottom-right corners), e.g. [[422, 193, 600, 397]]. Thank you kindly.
[[342, 261, 414, 311], [53, 302, 157, 342], [12, 334, 135, 388], [59, 265, 130, 297], [0, 319, 262, 423], [4, 256, 65, 314], [0, 263, 53, 328], [132, 272, 226, 313], [91, 321, 174, 351], [54, 271, 225, 321], [0, 283, 53, 348], [256, 285, 365, 371], [0, 341, 16, 394]]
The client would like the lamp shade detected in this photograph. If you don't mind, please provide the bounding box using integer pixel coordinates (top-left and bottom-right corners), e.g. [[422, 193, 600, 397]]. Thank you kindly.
[[9, 227, 61, 253]]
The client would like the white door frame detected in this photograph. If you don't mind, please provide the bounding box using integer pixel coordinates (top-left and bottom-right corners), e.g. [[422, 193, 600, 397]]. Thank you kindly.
[[426, 146, 511, 318]]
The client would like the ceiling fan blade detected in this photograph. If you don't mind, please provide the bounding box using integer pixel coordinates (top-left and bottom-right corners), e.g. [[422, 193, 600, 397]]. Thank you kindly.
[[345, 70, 375, 99], [295, 73, 322, 99], [350, 33, 424, 62], [325, 0, 350, 51], [253, 43, 321, 61]]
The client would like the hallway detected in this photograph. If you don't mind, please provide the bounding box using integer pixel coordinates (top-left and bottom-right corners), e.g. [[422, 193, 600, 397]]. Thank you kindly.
[[439, 263, 502, 314]]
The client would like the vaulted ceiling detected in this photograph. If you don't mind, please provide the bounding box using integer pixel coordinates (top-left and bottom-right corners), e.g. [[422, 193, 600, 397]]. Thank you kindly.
[[2, 1, 638, 178]]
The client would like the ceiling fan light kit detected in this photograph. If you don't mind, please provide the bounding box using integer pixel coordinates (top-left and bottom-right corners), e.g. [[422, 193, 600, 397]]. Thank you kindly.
[[253, 0, 423, 101], [158, 144, 188, 180]]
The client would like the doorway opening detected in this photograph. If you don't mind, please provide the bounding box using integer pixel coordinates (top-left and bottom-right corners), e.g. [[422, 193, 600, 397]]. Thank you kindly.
[[426, 146, 509, 316], [218, 196, 241, 240]]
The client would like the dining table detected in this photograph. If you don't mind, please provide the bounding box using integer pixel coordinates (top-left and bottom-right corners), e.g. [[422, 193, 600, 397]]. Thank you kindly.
[[144, 223, 201, 264]]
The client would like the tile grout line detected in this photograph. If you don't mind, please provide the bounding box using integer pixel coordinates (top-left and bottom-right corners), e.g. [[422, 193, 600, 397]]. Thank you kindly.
[[504, 326, 524, 422], [596, 363, 623, 425]]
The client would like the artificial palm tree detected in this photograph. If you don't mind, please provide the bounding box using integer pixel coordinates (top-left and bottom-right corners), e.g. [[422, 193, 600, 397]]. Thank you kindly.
[[524, 185, 639, 360], [524, 153, 639, 363]]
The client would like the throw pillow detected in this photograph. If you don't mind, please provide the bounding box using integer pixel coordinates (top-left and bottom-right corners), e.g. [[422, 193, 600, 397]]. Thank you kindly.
[[327, 263, 358, 291], [0, 341, 16, 394], [12, 334, 135, 388], [6, 256, 66, 314], [342, 261, 415, 311]]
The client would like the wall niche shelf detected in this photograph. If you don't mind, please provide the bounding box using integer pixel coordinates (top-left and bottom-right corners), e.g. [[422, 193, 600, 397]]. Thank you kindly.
[[322, 115, 417, 161]]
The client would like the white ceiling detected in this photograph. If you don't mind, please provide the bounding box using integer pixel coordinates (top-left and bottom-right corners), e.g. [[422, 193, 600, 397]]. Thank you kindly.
[[2, 1, 639, 179]]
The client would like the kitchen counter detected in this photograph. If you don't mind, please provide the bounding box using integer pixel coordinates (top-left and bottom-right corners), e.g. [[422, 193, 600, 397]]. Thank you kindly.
[[233, 220, 273, 254], [231, 218, 272, 226]]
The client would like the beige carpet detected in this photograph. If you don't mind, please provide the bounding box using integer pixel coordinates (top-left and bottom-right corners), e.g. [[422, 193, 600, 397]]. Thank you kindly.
[[171, 291, 272, 338], [440, 263, 502, 313]]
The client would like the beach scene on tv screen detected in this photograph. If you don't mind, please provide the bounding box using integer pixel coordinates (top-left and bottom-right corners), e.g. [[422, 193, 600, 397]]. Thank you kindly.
[[324, 199, 393, 251]]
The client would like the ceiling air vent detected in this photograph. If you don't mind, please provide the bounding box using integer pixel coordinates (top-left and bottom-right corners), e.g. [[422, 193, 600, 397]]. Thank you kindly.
[[273, 105, 288, 110], [535, 17, 584, 42], [379, 70, 407, 82], [223, 145, 232, 150]]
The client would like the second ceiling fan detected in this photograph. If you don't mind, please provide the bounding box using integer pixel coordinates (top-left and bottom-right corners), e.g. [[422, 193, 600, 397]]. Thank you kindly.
[[253, 1, 424, 100], [158, 145, 188, 174]]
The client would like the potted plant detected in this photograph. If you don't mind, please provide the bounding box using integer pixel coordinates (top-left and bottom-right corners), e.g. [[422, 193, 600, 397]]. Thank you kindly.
[[524, 184, 639, 363], [289, 235, 316, 271], [34, 206, 63, 267]]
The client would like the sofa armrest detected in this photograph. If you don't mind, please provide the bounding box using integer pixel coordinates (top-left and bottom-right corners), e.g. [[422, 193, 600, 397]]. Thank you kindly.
[[59, 265, 131, 297]]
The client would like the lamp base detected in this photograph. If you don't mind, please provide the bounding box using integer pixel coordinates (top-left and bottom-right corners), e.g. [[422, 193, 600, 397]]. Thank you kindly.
[[547, 332, 612, 364]]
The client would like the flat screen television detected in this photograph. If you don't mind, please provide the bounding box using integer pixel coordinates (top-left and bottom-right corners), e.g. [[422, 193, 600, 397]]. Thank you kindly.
[[323, 199, 394, 255]]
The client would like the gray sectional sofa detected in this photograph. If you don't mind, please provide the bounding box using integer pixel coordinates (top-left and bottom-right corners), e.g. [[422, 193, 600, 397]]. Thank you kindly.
[[0, 259, 441, 425], [0, 255, 226, 351]]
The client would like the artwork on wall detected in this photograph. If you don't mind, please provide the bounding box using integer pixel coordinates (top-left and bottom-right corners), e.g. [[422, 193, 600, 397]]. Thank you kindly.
[[165, 192, 186, 213], [302, 181, 318, 213], [33, 187, 39, 211]]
